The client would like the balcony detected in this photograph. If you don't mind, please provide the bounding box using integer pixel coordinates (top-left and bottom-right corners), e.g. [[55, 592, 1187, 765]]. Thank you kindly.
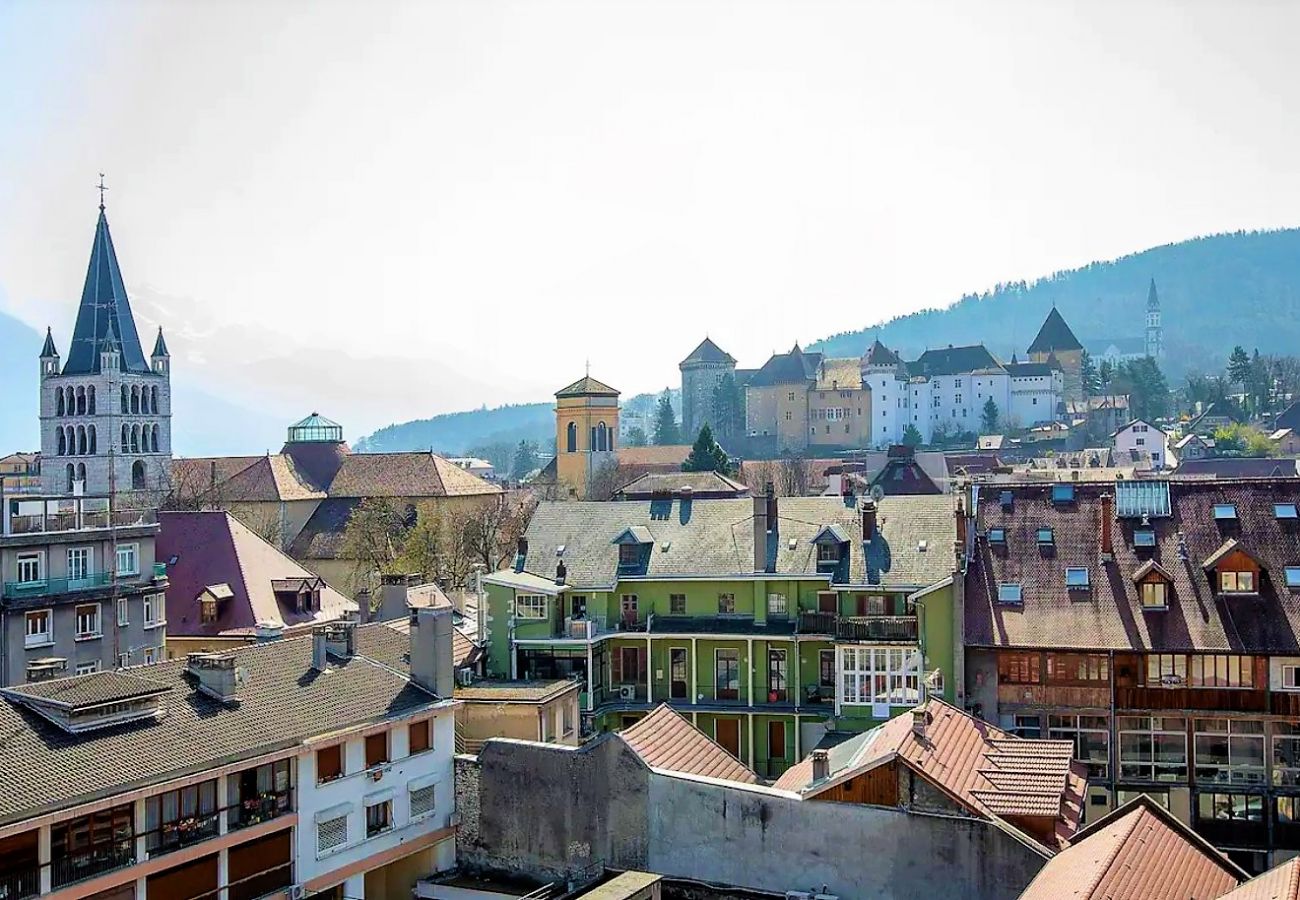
[[1116, 686, 1268, 714], [4, 500, 157, 537], [227, 788, 292, 831], [51, 844, 135, 889], [0, 866, 38, 900], [554, 616, 610, 640], [797, 611, 917, 642], [144, 811, 220, 857], [3, 571, 115, 599]]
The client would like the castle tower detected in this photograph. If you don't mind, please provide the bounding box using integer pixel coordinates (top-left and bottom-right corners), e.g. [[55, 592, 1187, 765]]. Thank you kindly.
[[1027, 307, 1084, 403], [859, 339, 905, 447], [554, 375, 620, 499], [1145, 278, 1163, 359], [39, 199, 172, 502], [679, 338, 736, 439]]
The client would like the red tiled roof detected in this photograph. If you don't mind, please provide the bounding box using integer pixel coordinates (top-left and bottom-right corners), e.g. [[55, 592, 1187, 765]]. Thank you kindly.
[[620, 704, 760, 784], [1219, 858, 1300, 900], [966, 479, 1300, 652], [1018, 796, 1244, 900], [615, 445, 692, 469], [326, 452, 502, 498]]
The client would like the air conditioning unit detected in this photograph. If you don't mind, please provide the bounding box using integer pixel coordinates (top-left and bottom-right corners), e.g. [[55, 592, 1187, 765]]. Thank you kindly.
[[618, 684, 636, 701], [287, 886, 305, 900]]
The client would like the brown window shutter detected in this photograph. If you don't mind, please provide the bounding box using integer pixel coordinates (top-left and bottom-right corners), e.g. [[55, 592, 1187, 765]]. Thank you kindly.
[[612, 648, 623, 683]]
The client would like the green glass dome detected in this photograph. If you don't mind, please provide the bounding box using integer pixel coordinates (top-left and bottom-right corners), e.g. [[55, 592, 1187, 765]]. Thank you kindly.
[[287, 412, 344, 444]]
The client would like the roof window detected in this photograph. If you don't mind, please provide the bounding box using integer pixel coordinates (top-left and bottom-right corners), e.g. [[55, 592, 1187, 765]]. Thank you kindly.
[[1287, 567, 1300, 589], [997, 583, 1023, 605], [999, 490, 1014, 510], [987, 528, 1006, 544], [1134, 529, 1156, 548], [1066, 567, 1090, 589], [1277, 504, 1299, 520], [1213, 504, 1238, 520], [1052, 483, 1075, 503], [1037, 527, 1054, 545]]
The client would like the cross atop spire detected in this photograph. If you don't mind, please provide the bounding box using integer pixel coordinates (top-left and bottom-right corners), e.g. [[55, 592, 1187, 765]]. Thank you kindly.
[[97, 173, 107, 211]]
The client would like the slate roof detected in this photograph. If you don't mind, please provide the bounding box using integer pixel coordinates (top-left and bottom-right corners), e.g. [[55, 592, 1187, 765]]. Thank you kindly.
[[158, 510, 355, 636], [775, 699, 1086, 847], [151, 327, 169, 358], [1220, 858, 1300, 900], [289, 497, 361, 560], [0, 634, 442, 827], [861, 340, 902, 368], [815, 358, 863, 390], [63, 209, 151, 375], [1018, 795, 1245, 900], [680, 338, 735, 367], [40, 327, 58, 358], [907, 345, 1000, 378], [1027, 308, 1083, 355], [556, 376, 620, 398], [327, 452, 502, 498], [747, 345, 822, 387], [965, 479, 1300, 652], [614, 471, 749, 499], [620, 704, 760, 784], [513, 495, 956, 590], [1276, 402, 1300, 434], [1005, 361, 1060, 378]]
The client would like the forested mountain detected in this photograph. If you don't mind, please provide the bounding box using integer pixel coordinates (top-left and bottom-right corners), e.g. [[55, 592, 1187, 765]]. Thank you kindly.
[[811, 229, 1300, 377]]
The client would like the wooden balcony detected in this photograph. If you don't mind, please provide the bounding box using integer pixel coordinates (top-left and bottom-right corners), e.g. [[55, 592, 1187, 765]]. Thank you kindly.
[[1116, 686, 1268, 714], [997, 683, 1111, 709]]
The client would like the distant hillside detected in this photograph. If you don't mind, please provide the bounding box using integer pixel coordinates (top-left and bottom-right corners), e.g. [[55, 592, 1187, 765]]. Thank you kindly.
[[811, 228, 1300, 377], [355, 389, 679, 455]]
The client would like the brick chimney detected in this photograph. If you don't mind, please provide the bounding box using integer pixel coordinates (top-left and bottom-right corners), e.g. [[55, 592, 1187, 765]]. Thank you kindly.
[[1100, 492, 1114, 562], [954, 496, 967, 550], [862, 498, 878, 542], [410, 606, 454, 698], [811, 748, 830, 782], [912, 705, 928, 738]]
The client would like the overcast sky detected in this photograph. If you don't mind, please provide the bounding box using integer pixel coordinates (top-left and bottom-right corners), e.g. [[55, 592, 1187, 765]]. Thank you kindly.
[[2, 0, 1299, 441]]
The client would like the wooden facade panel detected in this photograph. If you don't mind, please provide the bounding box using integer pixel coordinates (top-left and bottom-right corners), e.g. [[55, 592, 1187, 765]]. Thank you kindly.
[[228, 828, 292, 900], [1116, 687, 1268, 713], [146, 853, 218, 900], [820, 762, 899, 806], [997, 684, 1110, 709]]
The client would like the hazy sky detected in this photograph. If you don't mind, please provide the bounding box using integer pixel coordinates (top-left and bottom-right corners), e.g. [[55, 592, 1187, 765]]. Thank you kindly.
[[3, 0, 1300, 442]]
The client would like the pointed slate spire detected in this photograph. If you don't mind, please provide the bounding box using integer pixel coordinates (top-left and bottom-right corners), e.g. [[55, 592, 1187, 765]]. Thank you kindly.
[[62, 207, 150, 375], [39, 327, 58, 359], [1147, 278, 1160, 311], [152, 326, 169, 358]]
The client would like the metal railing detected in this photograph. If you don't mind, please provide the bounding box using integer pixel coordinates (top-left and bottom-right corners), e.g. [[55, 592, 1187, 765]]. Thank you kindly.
[[143, 811, 221, 857], [51, 844, 135, 889], [227, 789, 292, 831], [0, 866, 39, 900], [556, 616, 609, 640], [4, 571, 114, 598], [5, 507, 157, 536], [797, 611, 917, 642]]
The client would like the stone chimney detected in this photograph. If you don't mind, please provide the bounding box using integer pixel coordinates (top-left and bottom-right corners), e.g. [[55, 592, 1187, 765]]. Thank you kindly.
[[556, 559, 567, 586], [187, 653, 241, 704], [355, 589, 371, 624], [912, 705, 928, 738], [753, 484, 771, 572], [410, 606, 455, 698], [1100, 492, 1114, 562], [811, 748, 830, 782], [253, 621, 284, 643], [311, 627, 328, 672], [378, 574, 413, 622], [862, 498, 878, 542], [323, 621, 356, 659]]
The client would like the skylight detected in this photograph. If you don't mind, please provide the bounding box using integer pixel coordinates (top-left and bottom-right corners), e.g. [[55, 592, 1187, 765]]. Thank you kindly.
[[1134, 529, 1156, 548], [1213, 504, 1238, 520], [988, 528, 1006, 544], [1277, 504, 1299, 520], [1052, 483, 1075, 502], [1066, 567, 1090, 589], [999, 490, 1014, 509], [1037, 527, 1054, 545], [998, 583, 1023, 605], [1287, 567, 1300, 589], [1116, 481, 1171, 518]]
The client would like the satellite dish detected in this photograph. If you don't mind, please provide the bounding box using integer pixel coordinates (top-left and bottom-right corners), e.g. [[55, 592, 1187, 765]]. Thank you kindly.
[[870, 485, 885, 503]]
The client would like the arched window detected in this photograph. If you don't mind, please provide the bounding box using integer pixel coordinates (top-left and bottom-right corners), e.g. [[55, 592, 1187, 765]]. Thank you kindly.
[[130, 386, 140, 414], [76, 462, 86, 484], [151, 424, 160, 453], [131, 460, 146, 490], [121, 385, 128, 412], [77, 425, 86, 455], [88, 425, 96, 455], [121, 424, 129, 452], [87, 385, 96, 414], [66, 463, 75, 491], [66, 426, 75, 455], [590, 426, 597, 451], [142, 387, 151, 414], [596, 422, 608, 452], [130, 425, 139, 453], [56, 389, 65, 417], [566, 421, 577, 453], [151, 386, 159, 414], [76, 386, 86, 415], [57, 429, 66, 456]]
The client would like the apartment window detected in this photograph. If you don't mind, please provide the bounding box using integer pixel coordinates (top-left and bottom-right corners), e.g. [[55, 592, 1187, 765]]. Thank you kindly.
[[1213, 504, 1238, 520], [1283, 665, 1300, 691], [716, 649, 740, 700], [365, 800, 392, 838], [669, 593, 686, 615], [1065, 567, 1090, 589], [75, 604, 102, 639], [613, 646, 646, 683], [410, 783, 436, 819], [954, 394, 962, 405], [1118, 716, 1188, 782], [67, 546, 92, 582], [618, 543, 639, 566], [143, 593, 165, 627], [117, 597, 129, 626], [317, 745, 343, 783], [1141, 582, 1169, 609], [1273, 723, 1300, 786], [1197, 792, 1262, 824], [365, 731, 389, 768], [785, 411, 792, 421], [767, 649, 788, 702], [767, 593, 787, 618], [817, 542, 840, 564], [1011, 715, 1042, 739], [717, 593, 736, 614], [1219, 570, 1255, 594], [15, 552, 43, 585], [115, 543, 138, 576], [145, 780, 218, 855], [1049, 715, 1110, 779], [620, 594, 638, 622], [1194, 718, 1265, 784], [317, 815, 347, 854], [987, 528, 1005, 544], [1287, 568, 1300, 589], [1135, 437, 1146, 446], [998, 652, 1041, 685], [1189, 655, 1255, 688], [1134, 529, 1156, 547], [144, 647, 156, 664], [997, 583, 1023, 605], [1147, 654, 1188, 686], [76, 661, 101, 676], [819, 650, 835, 688], [515, 594, 546, 619], [409, 720, 431, 754], [840, 646, 921, 706], [1046, 653, 1109, 684]]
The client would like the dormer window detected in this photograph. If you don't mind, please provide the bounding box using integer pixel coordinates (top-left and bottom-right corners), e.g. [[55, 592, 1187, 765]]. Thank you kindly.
[[1220, 571, 1255, 594], [1214, 504, 1237, 521], [1052, 484, 1075, 503], [1037, 527, 1054, 546], [998, 583, 1023, 605], [1134, 529, 1156, 548], [1066, 567, 1090, 589], [988, 528, 1006, 544], [817, 542, 840, 564], [1277, 505, 1299, 520], [618, 543, 639, 566]]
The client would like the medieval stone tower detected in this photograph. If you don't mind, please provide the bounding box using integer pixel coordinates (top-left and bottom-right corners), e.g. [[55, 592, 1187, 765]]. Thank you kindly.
[[39, 199, 172, 502], [679, 337, 736, 438], [1145, 278, 1164, 359]]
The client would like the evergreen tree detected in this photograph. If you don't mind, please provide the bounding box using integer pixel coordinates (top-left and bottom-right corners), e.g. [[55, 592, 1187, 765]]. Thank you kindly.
[[902, 424, 923, 447], [652, 390, 681, 445], [710, 373, 746, 443], [1080, 351, 1101, 397], [625, 426, 648, 447], [510, 440, 539, 479], [1227, 346, 1253, 386], [980, 397, 1000, 434], [1116, 357, 1171, 421], [682, 424, 734, 475], [1098, 359, 1114, 393]]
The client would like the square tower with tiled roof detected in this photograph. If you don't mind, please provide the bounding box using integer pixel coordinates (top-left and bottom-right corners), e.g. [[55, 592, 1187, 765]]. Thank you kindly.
[[1027, 306, 1084, 402], [555, 374, 620, 499]]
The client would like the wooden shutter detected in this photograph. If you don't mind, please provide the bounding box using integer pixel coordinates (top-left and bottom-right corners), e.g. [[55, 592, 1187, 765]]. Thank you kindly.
[[612, 647, 623, 683]]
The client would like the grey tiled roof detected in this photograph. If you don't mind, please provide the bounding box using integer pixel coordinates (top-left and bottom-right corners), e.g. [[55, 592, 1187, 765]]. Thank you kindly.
[[907, 345, 999, 378], [4, 671, 170, 709], [515, 495, 956, 590], [0, 634, 439, 827]]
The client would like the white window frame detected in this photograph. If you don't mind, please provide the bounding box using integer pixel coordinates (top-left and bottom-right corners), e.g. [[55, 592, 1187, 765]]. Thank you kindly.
[[1220, 570, 1256, 594], [24, 609, 52, 648], [117, 597, 129, 626], [839, 646, 921, 707], [317, 814, 348, 855], [1048, 714, 1111, 780], [998, 583, 1023, 605], [514, 594, 546, 620], [75, 604, 102, 640], [75, 660, 101, 676], [117, 653, 130, 669], [1117, 715, 1187, 782], [364, 799, 393, 838], [1286, 568, 1300, 589], [67, 546, 93, 585], [1282, 665, 1300, 691], [15, 551, 44, 586], [115, 543, 139, 576], [143, 592, 166, 628], [1193, 718, 1265, 785], [767, 592, 787, 618], [409, 783, 437, 820], [143, 647, 157, 665], [1066, 567, 1090, 589]]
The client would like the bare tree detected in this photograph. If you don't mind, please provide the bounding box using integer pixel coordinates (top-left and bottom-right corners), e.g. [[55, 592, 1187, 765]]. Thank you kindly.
[[340, 498, 408, 593], [778, 448, 811, 497], [461, 490, 539, 573]]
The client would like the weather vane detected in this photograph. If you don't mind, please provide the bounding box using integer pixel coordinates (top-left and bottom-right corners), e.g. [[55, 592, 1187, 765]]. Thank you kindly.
[[97, 173, 108, 210]]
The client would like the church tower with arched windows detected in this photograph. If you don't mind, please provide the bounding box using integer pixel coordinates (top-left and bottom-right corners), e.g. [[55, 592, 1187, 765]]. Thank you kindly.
[[554, 375, 620, 499], [39, 197, 173, 502]]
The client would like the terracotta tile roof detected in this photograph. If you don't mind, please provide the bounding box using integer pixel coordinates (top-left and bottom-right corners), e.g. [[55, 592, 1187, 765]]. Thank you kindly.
[[170, 454, 326, 503], [778, 699, 1085, 847], [965, 479, 1300, 652], [454, 679, 578, 702], [327, 452, 502, 498], [4, 671, 171, 709], [1219, 858, 1300, 900], [615, 445, 692, 469], [556, 375, 620, 397], [1018, 796, 1245, 900], [158, 510, 355, 637], [355, 619, 485, 673], [619, 704, 760, 784]]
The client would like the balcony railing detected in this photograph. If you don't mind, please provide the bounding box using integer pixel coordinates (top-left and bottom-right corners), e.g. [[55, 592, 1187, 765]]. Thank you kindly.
[[5, 506, 157, 536], [797, 611, 918, 642], [3, 571, 115, 598], [227, 789, 292, 831], [0, 866, 39, 900], [555, 616, 609, 640], [144, 811, 221, 858], [51, 844, 135, 889]]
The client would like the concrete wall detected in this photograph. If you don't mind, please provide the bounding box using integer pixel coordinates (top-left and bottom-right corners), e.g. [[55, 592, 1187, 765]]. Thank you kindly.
[[459, 736, 1048, 900]]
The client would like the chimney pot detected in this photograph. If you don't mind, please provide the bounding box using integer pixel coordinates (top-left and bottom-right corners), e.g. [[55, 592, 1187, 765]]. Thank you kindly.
[[862, 498, 878, 542], [812, 748, 830, 781]]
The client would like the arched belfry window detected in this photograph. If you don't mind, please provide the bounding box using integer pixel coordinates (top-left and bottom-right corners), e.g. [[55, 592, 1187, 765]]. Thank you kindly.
[[151, 386, 159, 414], [87, 385, 96, 414], [56, 390, 65, 417], [131, 460, 146, 490], [57, 429, 66, 456], [566, 421, 577, 453], [77, 426, 86, 455], [130, 386, 140, 414], [121, 385, 128, 412], [66, 464, 75, 491], [88, 425, 96, 455], [596, 422, 608, 452], [76, 386, 86, 415]]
